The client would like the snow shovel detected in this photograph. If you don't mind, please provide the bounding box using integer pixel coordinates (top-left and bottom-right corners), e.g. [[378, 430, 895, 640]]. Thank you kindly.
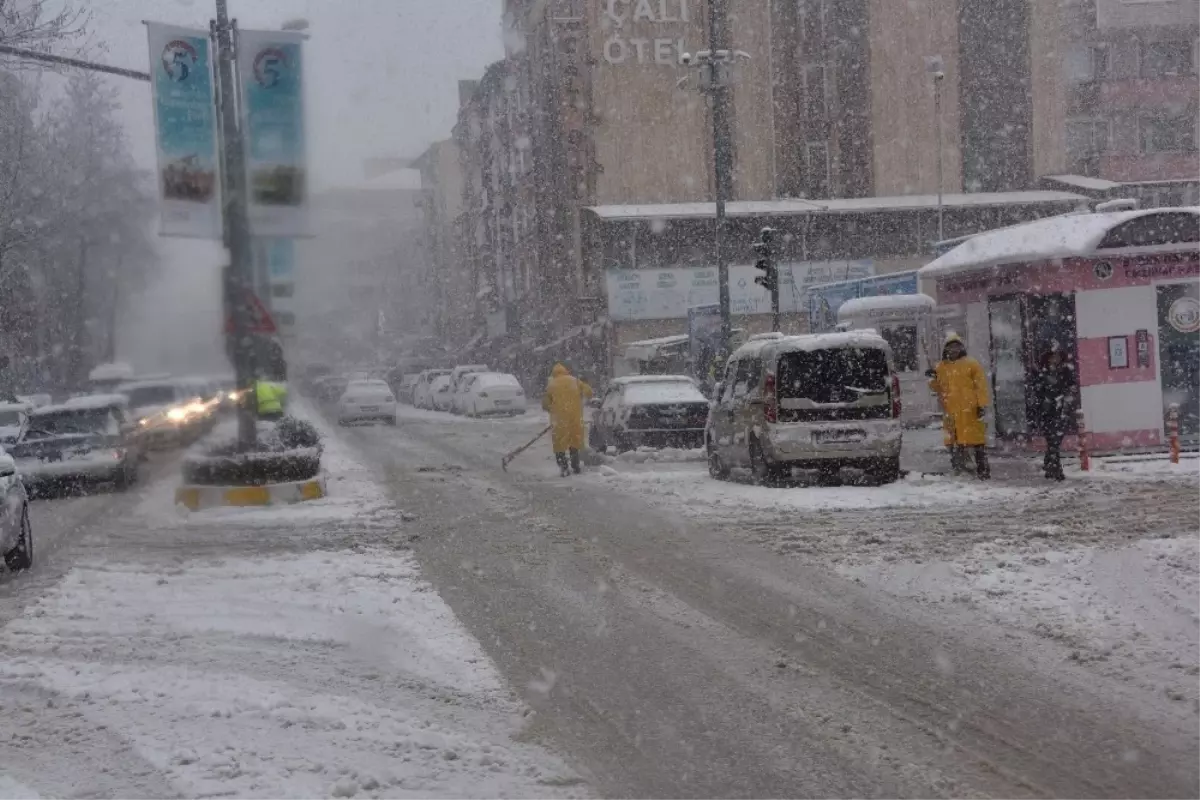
[[501, 425, 552, 471]]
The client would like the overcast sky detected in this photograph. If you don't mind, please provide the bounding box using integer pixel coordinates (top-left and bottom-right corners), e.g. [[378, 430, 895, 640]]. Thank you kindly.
[[79, 0, 504, 189], [63, 0, 503, 371]]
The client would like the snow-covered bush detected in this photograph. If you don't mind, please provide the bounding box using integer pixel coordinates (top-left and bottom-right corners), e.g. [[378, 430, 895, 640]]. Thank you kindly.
[[183, 416, 322, 486]]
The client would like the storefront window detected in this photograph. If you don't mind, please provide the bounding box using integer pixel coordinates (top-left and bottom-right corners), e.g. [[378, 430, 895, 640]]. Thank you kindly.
[[990, 297, 1029, 437]]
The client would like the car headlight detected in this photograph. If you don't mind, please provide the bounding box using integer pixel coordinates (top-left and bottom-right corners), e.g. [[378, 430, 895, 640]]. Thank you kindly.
[[167, 407, 187, 422], [186, 402, 207, 415]]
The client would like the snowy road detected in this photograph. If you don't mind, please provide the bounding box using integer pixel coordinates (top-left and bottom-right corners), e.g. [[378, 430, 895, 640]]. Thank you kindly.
[[336, 404, 1199, 798]]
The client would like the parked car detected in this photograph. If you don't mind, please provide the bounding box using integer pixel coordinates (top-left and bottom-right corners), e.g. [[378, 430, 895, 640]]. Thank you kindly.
[[394, 373, 421, 405], [589, 375, 709, 452], [412, 369, 452, 409], [706, 331, 903, 484], [0, 450, 32, 571], [451, 370, 490, 414], [429, 374, 455, 412], [11, 398, 140, 496], [447, 364, 488, 412], [337, 379, 398, 425], [0, 401, 31, 446], [460, 372, 527, 417]]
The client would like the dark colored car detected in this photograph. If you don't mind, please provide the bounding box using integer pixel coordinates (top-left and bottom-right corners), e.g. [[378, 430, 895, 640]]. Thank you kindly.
[[10, 400, 139, 496], [589, 375, 711, 452]]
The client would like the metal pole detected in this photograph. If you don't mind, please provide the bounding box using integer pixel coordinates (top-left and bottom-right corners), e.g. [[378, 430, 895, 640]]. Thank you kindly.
[[0, 44, 150, 81], [214, 0, 257, 449], [709, 0, 734, 354], [935, 76, 944, 242]]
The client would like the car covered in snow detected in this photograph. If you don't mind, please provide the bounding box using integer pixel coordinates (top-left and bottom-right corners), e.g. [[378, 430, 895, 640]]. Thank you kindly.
[[11, 398, 140, 496], [0, 401, 32, 446], [706, 331, 903, 484], [458, 372, 527, 417], [0, 450, 31, 571], [589, 375, 710, 452], [411, 369, 451, 409], [337, 379, 398, 425], [429, 374, 455, 412]]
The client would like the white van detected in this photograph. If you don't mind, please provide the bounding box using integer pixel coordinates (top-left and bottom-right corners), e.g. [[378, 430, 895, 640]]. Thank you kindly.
[[706, 331, 903, 484]]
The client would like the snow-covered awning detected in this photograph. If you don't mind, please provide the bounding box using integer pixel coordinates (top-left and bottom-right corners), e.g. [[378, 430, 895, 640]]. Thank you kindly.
[[621, 333, 689, 362], [920, 207, 1200, 279], [1042, 174, 1122, 193], [838, 293, 936, 317], [586, 190, 1090, 222]]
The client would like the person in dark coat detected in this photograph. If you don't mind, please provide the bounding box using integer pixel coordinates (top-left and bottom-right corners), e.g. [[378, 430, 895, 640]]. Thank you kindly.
[[1032, 348, 1075, 481]]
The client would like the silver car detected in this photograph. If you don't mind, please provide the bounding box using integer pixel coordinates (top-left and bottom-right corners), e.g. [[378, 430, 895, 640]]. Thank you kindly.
[[0, 451, 32, 572], [706, 331, 903, 484]]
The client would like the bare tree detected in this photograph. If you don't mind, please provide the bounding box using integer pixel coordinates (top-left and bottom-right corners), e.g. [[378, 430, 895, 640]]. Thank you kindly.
[[0, 0, 88, 55]]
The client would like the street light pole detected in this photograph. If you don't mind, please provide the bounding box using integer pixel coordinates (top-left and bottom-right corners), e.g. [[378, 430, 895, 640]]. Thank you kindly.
[[213, 0, 258, 449], [934, 72, 944, 242], [708, 0, 734, 354]]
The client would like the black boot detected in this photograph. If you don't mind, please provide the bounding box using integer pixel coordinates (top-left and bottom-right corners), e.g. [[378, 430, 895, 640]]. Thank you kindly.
[[569, 448, 581, 474], [555, 452, 570, 477], [973, 446, 991, 480]]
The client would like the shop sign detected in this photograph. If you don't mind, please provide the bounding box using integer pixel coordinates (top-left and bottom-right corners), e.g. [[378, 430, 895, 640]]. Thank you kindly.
[[601, 0, 692, 66], [1167, 295, 1200, 333]]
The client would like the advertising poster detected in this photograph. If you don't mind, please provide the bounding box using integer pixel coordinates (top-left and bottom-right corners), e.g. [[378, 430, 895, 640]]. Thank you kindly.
[[239, 30, 309, 237], [146, 23, 221, 238]]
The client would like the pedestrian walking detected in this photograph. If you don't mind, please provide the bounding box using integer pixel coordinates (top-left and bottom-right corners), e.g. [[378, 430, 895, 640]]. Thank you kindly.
[[541, 363, 593, 477], [1032, 348, 1074, 481], [927, 333, 991, 479]]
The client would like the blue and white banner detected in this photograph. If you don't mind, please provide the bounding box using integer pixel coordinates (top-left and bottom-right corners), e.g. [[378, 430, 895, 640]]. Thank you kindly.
[[238, 29, 309, 237], [146, 22, 221, 239]]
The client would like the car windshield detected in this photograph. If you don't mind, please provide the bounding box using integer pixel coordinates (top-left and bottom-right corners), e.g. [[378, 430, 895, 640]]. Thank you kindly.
[[125, 385, 176, 409], [777, 348, 890, 402], [26, 409, 113, 438]]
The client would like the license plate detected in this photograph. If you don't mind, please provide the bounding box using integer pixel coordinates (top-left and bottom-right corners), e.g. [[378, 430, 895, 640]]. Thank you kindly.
[[814, 429, 865, 444], [360, 406, 378, 412], [494, 400, 512, 406]]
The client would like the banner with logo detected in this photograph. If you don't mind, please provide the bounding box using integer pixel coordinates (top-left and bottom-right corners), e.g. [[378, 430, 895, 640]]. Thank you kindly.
[[238, 29, 309, 237], [146, 23, 221, 238]]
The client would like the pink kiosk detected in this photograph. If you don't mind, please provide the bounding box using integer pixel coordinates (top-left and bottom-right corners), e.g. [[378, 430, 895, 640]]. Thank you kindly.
[[920, 207, 1199, 454]]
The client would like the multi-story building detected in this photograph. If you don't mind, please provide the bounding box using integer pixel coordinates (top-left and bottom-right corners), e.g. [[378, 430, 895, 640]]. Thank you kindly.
[[1053, 0, 1198, 205]]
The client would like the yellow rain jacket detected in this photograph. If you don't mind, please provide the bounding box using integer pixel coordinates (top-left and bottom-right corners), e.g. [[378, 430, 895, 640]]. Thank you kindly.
[[929, 336, 990, 446], [541, 363, 593, 453], [256, 380, 287, 416]]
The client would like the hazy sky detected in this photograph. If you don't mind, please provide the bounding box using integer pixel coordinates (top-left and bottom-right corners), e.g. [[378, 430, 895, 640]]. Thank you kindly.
[[80, 0, 504, 188], [58, 0, 503, 371]]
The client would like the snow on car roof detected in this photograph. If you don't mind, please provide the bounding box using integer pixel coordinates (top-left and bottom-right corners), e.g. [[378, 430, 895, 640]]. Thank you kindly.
[[623, 381, 708, 404], [838, 293, 936, 317], [116, 379, 177, 390], [921, 208, 1200, 278], [62, 393, 129, 410], [611, 374, 696, 385], [732, 330, 890, 359]]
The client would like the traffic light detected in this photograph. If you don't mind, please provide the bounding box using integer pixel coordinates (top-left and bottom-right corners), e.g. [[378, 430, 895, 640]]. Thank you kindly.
[[752, 226, 777, 294]]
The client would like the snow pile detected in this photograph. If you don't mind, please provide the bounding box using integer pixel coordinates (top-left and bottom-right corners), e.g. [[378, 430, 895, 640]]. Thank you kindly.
[[0, 550, 584, 798], [613, 446, 706, 465]]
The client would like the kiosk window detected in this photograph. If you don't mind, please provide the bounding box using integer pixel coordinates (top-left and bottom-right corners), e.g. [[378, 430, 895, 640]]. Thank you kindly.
[[881, 326, 919, 372]]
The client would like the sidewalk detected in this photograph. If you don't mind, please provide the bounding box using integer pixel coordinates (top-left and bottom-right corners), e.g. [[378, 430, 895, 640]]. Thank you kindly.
[[0, 423, 585, 798]]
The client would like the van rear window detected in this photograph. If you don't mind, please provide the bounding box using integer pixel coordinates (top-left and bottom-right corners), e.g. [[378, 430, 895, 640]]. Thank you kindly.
[[777, 348, 889, 403]]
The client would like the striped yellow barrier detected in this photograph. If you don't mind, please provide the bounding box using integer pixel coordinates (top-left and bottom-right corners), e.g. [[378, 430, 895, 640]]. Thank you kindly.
[[174, 476, 326, 511]]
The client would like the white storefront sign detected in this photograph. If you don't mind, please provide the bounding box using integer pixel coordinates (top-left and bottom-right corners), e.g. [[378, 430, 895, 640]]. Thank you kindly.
[[601, 0, 692, 66], [606, 261, 875, 321]]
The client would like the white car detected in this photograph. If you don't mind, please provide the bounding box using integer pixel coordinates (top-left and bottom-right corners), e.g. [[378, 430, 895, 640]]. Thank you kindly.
[[412, 369, 451, 409], [429, 374, 455, 412], [461, 372, 527, 417], [0, 450, 32, 572], [337, 379, 398, 425], [0, 402, 31, 446], [450, 371, 488, 414]]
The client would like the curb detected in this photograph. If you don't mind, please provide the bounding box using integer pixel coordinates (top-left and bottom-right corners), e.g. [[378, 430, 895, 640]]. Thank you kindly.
[[175, 476, 326, 511]]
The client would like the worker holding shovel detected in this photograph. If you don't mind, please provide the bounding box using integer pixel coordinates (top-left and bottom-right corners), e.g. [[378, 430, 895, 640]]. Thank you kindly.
[[541, 363, 593, 477]]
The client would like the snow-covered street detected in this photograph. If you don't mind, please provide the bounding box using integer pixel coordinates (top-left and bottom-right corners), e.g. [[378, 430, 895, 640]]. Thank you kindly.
[[0, 433, 583, 798]]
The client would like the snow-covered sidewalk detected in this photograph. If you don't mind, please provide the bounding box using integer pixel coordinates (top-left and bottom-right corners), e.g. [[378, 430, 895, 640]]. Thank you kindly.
[[0, 419, 585, 798]]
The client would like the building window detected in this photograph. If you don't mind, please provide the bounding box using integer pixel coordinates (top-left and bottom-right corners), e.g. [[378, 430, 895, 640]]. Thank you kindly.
[[1064, 42, 1109, 82], [1140, 40, 1195, 78], [802, 64, 826, 119], [552, 0, 583, 20], [1066, 117, 1110, 158], [805, 141, 830, 198], [1140, 115, 1198, 153]]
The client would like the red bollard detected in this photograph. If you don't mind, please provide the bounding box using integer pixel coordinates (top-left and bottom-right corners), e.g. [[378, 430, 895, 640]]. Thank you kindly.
[[1167, 403, 1180, 464], [1076, 407, 1090, 472]]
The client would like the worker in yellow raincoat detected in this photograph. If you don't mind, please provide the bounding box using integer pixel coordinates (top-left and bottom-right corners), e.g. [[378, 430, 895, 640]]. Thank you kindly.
[[928, 333, 991, 479], [542, 363, 593, 477]]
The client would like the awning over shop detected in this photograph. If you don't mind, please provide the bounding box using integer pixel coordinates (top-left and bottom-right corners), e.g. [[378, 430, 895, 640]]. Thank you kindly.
[[621, 334, 689, 362]]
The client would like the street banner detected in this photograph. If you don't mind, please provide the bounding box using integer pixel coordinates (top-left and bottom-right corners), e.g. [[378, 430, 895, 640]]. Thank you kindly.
[[145, 22, 221, 239], [238, 29, 309, 237]]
